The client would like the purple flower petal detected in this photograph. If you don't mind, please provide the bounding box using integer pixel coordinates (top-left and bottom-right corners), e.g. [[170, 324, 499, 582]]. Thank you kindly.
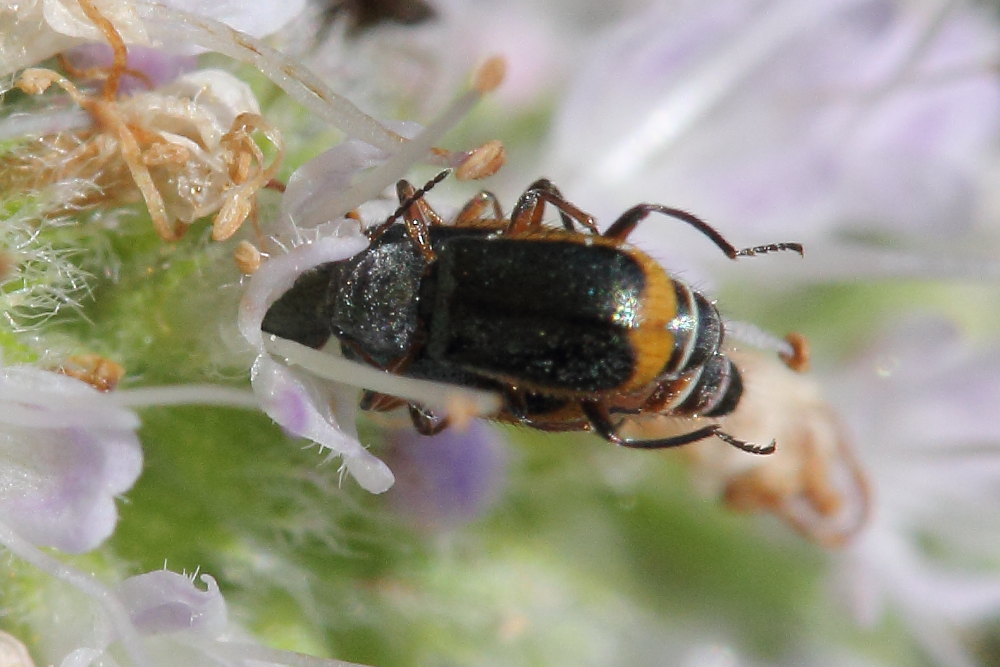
[[0, 366, 143, 554], [384, 422, 507, 529], [62, 44, 197, 93], [117, 570, 227, 637], [3, 0, 308, 77], [238, 230, 396, 494]]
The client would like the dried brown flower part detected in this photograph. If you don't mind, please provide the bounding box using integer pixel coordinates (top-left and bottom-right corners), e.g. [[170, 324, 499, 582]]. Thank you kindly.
[[55, 354, 126, 392], [4, 0, 281, 245], [624, 349, 870, 548]]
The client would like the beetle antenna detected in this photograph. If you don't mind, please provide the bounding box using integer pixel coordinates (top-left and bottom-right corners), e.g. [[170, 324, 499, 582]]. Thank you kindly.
[[604, 204, 803, 259], [368, 169, 451, 240]]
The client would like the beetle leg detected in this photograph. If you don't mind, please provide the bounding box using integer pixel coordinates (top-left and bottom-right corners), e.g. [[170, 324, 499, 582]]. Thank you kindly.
[[348, 345, 424, 415], [603, 204, 802, 259], [639, 379, 680, 414], [581, 400, 719, 449], [714, 430, 777, 455], [454, 190, 504, 225], [360, 391, 406, 412], [580, 400, 774, 454], [408, 403, 450, 435], [508, 179, 598, 235], [502, 388, 531, 423]]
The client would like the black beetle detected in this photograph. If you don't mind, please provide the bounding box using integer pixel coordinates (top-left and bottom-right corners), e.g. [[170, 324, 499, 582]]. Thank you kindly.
[[263, 176, 802, 453]]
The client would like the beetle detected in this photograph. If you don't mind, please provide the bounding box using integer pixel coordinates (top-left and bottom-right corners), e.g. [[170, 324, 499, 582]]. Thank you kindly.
[[262, 175, 802, 454]]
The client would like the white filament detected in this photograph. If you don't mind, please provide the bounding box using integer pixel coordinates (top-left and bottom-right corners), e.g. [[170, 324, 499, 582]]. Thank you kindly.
[[311, 85, 486, 224], [112, 384, 261, 410], [724, 319, 795, 359], [265, 336, 502, 418]]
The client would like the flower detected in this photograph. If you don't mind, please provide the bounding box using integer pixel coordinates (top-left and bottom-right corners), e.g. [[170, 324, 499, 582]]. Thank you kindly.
[[22, 567, 372, 667], [118, 569, 227, 637], [4, 65, 281, 243], [302, 0, 571, 116], [0, 0, 308, 77], [238, 221, 393, 493], [826, 317, 1000, 666], [62, 43, 198, 94], [383, 421, 508, 530], [6, 1, 999, 665], [636, 315, 1000, 665], [238, 141, 503, 492], [0, 630, 36, 667], [632, 345, 870, 549], [0, 364, 142, 554], [540, 0, 1000, 260]]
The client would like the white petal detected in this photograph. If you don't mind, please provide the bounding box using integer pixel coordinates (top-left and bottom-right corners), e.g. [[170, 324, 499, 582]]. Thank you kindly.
[[117, 571, 227, 637], [2, 0, 306, 76], [41, 0, 146, 41], [0, 367, 142, 553], [278, 140, 388, 234], [250, 355, 394, 494], [0, 631, 35, 667]]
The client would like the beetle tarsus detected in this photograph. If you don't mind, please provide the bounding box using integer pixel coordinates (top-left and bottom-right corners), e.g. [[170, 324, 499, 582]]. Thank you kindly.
[[582, 401, 719, 450], [714, 430, 777, 455], [409, 403, 450, 435]]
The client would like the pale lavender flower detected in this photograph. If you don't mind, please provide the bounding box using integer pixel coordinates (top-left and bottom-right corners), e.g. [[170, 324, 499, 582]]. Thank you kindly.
[[0, 365, 149, 666], [62, 44, 198, 93], [0, 0, 308, 77], [118, 570, 228, 638], [541, 0, 1000, 261], [32, 568, 370, 667], [0, 364, 142, 554], [826, 317, 1000, 667], [0, 369, 339, 666], [238, 223, 393, 493], [384, 421, 508, 529], [238, 146, 501, 492]]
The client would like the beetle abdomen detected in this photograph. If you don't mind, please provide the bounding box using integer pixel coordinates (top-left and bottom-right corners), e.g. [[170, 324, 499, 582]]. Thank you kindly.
[[662, 282, 725, 378], [645, 353, 743, 418]]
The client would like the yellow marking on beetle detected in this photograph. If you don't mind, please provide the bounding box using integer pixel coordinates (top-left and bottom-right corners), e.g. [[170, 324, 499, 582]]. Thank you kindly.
[[621, 247, 677, 391]]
